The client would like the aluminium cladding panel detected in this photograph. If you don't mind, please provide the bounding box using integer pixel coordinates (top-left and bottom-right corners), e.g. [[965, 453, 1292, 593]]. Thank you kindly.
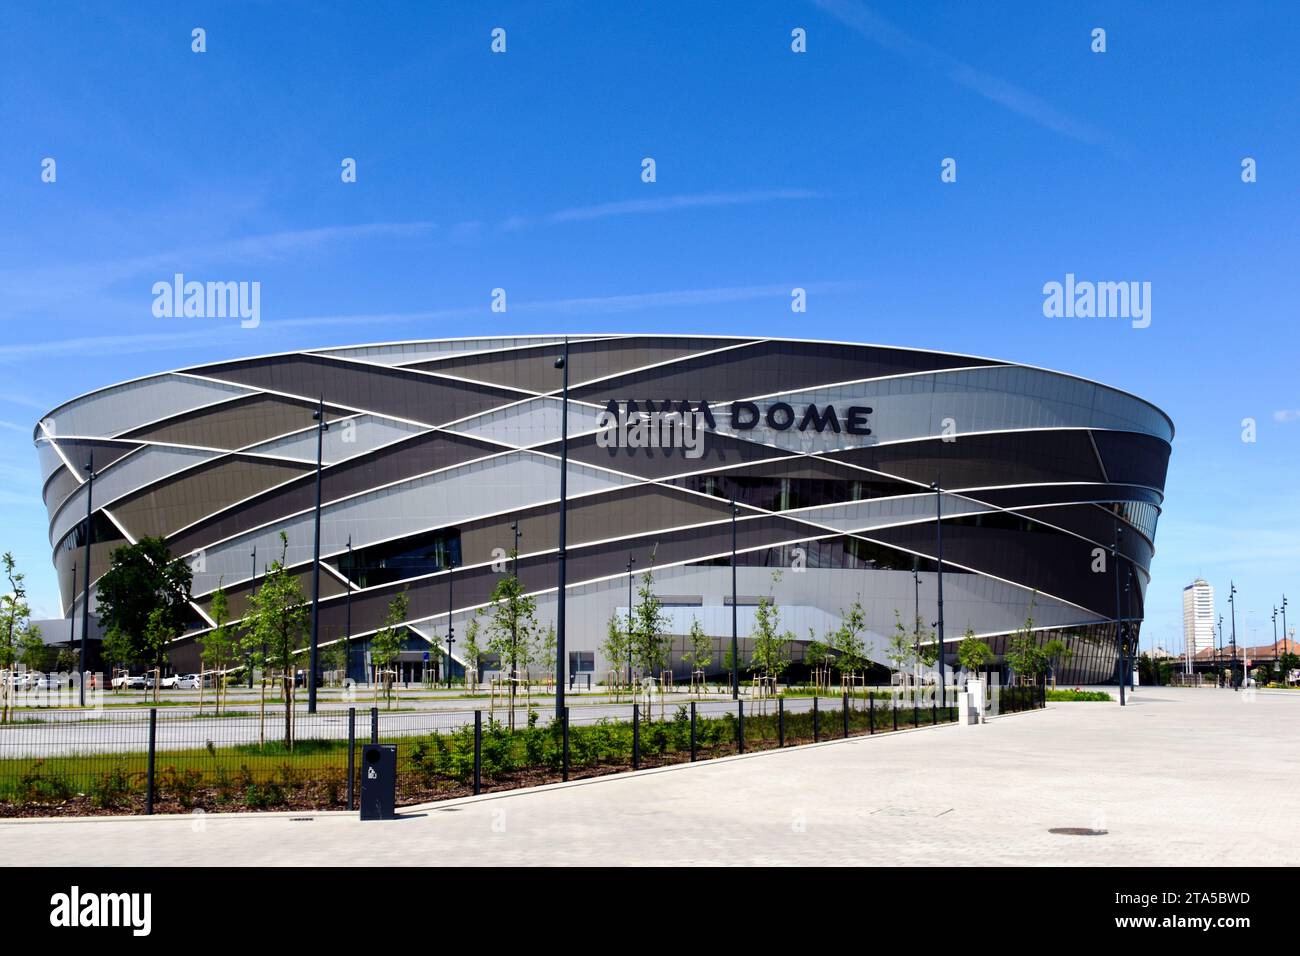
[[39, 373, 255, 441], [48, 445, 222, 546], [240, 413, 429, 464], [185, 451, 639, 598], [567, 339, 1000, 405], [182, 353, 530, 427]]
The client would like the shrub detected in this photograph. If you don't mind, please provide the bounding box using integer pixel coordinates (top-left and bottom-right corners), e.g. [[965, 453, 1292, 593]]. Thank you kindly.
[[18, 760, 74, 804], [90, 766, 135, 809], [160, 766, 203, 808]]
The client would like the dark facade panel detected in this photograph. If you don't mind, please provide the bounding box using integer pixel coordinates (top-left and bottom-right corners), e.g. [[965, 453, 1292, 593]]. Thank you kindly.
[[411, 336, 745, 392], [1091, 430, 1172, 489], [111, 455, 313, 540], [570, 339, 999, 404], [169, 429, 505, 555], [828, 430, 1107, 489], [124, 394, 348, 450], [541, 429, 793, 481], [184, 353, 527, 426]]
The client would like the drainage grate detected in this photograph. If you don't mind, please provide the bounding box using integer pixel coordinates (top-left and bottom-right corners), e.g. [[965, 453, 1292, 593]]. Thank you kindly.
[[1048, 827, 1107, 836], [289, 817, 314, 822]]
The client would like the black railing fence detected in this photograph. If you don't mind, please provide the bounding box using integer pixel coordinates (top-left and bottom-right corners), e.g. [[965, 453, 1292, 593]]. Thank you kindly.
[[0, 684, 1044, 816]]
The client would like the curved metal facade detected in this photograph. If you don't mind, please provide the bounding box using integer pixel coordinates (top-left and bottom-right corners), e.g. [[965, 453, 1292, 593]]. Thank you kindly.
[[34, 335, 1172, 684]]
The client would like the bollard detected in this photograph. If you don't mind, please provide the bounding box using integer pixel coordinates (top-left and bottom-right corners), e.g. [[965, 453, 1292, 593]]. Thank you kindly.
[[778, 696, 785, 747], [738, 700, 745, 754], [347, 707, 356, 810], [813, 696, 820, 742], [632, 703, 640, 770], [690, 701, 697, 762], [932, 695, 937, 725], [892, 694, 898, 732], [473, 710, 482, 795], [869, 693, 875, 734], [146, 708, 157, 815], [842, 692, 849, 738], [913, 700, 918, 728]]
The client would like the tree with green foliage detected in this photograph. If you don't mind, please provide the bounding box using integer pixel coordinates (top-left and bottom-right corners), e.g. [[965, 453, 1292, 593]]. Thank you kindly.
[[628, 566, 671, 679], [95, 536, 192, 677], [482, 556, 538, 728], [462, 616, 483, 691], [1278, 651, 1299, 685], [245, 532, 309, 746], [100, 626, 135, 691], [1003, 611, 1050, 686], [600, 613, 627, 695], [682, 618, 712, 686], [140, 607, 175, 702], [748, 591, 793, 682], [956, 628, 994, 677], [1042, 637, 1074, 685], [199, 585, 236, 713], [830, 599, 869, 680], [320, 639, 349, 687], [369, 592, 409, 709], [538, 622, 557, 684], [1, 553, 39, 722], [887, 610, 918, 686]]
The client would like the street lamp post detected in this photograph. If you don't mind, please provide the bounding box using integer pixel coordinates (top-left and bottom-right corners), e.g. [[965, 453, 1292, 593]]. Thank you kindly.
[[912, 559, 921, 688], [308, 397, 329, 713], [79, 455, 95, 707], [1228, 581, 1239, 691], [247, 547, 256, 688], [1272, 605, 1278, 681], [510, 521, 521, 689], [1282, 596, 1290, 682], [1216, 615, 1223, 687], [554, 340, 570, 714], [344, 537, 352, 685], [730, 496, 739, 701], [625, 555, 635, 689], [932, 480, 946, 707], [445, 549, 455, 689], [1113, 521, 1125, 707]]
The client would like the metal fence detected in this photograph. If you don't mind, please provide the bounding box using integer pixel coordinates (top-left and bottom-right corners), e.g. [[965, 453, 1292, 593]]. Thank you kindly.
[[0, 684, 1045, 815]]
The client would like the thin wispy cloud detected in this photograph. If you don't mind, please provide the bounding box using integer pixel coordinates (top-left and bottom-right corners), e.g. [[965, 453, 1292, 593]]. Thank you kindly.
[[0, 222, 436, 312], [813, 0, 1110, 146], [0, 282, 858, 362], [526, 190, 822, 228], [1272, 409, 1300, 423]]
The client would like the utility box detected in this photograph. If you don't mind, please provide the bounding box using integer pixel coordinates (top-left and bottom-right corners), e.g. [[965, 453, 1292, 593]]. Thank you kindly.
[[359, 744, 396, 820]]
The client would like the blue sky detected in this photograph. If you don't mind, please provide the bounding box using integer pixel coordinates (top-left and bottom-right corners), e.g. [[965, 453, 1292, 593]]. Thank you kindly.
[[1, 1, 1296, 651]]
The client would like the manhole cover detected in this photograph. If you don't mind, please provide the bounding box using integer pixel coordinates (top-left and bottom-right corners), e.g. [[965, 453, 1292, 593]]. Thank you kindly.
[[1048, 827, 1107, 836]]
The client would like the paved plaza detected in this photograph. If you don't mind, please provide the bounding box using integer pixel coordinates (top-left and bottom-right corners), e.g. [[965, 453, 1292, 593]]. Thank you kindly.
[[4, 686, 1295, 866]]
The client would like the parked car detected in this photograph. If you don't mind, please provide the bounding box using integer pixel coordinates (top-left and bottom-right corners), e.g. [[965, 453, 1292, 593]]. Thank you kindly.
[[121, 675, 147, 690], [158, 674, 179, 689], [34, 674, 71, 691], [175, 674, 202, 689], [7, 672, 38, 690]]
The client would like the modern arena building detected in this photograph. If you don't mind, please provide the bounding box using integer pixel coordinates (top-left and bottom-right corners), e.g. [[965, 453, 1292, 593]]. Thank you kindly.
[[34, 335, 1173, 686]]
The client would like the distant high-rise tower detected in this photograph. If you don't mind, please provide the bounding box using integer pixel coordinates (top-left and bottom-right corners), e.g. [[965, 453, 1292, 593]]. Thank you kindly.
[[1183, 579, 1215, 662]]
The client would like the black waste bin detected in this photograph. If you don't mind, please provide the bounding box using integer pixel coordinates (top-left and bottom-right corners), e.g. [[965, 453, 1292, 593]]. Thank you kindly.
[[359, 744, 396, 820]]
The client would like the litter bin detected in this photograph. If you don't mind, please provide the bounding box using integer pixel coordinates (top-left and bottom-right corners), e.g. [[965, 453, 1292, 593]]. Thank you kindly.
[[359, 744, 396, 820]]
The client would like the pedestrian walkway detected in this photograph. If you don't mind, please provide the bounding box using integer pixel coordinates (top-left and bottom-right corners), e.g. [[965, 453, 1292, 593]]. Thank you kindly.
[[5, 687, 1295, 866]]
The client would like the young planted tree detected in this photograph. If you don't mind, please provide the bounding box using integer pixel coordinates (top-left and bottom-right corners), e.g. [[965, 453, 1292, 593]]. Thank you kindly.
[[1042, 637, 1074, 686], [1, 553, 38, 722], [320, 640, 349, 687], [628, 567, 671, 682], [101, 626, 135, 693], [748, 595, 793, 685], [482, 562, 538, 729], [956, 629, 994, 677], [245, 533, 309, 747], [600, 613, 627, 697], [886, 610, 918, 688], [140, 608, 176, 703], [19, 627, 48, 673], [831, 599, 869, 686], [682, 618, 712, 694], [462, 616, 482, 692], [538, 622, 557, 686], [1003, 611, 1049, 687], [198, 585, 236, 714], [369, 592, 409, 710]]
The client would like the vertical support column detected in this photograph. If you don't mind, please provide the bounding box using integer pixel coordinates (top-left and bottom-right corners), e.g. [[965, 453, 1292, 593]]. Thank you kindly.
[[632, 703, 640, 770], [473, 710, 482, 796], [813, 696, 820, 742], [689, 701, 697, 762], [370, 706, 378, 744], [738, 700, 745, 754], [842, 692, 849, 738], [778, 697, 785, 747], [561, 706, 570, 782]]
